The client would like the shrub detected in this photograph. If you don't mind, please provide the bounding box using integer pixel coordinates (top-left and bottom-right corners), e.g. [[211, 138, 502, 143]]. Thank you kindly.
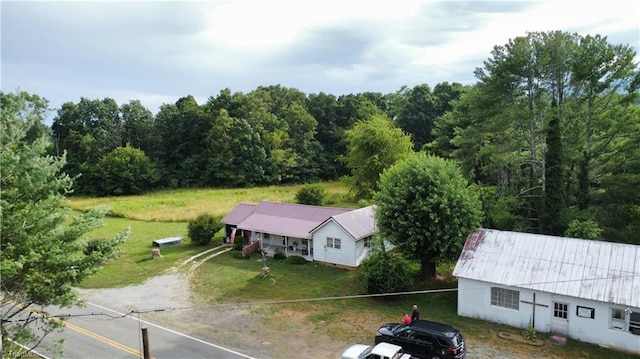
[[188, 214, 223, 245], [285, 255, 307, 265], [273, 250, 287, 260], [522, 319, 537, 341], [359, 249, 412, 294], [234, 251, 251, 260], [295, 184, 326, 206], [233, 240, 244, 251]]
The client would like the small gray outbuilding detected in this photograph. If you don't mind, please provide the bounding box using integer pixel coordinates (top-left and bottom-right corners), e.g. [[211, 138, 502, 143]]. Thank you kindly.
[[454, 228, 640, 355]]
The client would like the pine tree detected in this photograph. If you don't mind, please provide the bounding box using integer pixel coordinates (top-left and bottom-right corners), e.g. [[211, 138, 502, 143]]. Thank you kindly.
[[1, 91, 130, 354]]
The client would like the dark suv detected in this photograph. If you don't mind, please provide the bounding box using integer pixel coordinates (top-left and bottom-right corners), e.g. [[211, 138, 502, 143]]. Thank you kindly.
[[375, 320, 466, 359]]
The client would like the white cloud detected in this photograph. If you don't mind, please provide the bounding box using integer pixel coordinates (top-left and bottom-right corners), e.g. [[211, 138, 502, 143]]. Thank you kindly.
[[2, 0, 638, 116]]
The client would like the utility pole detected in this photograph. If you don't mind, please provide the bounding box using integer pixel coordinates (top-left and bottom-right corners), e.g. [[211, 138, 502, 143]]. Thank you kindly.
[[141, 327, 150, 359]]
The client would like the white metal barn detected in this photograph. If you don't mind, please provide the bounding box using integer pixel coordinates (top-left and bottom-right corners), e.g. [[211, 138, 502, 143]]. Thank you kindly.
[[453, 228, 640, 355]]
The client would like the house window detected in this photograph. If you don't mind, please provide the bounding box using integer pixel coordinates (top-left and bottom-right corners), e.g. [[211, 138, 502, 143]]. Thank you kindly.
[[553, 302, 568, 319], [263, 233, 270, 239], [326, 237, 341, 249], [491, 287, 519, 310], [610, 308, 625, 330]]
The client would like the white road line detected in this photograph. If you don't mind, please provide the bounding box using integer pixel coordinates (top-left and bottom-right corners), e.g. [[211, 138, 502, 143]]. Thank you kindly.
[[86, 301, 256, 359]]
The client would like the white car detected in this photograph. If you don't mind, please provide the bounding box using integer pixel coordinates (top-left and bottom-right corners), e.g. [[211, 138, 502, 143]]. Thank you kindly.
[[341, 342, 412, 359]]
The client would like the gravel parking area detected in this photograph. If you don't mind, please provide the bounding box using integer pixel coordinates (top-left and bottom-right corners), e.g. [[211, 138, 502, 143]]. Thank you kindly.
[[75, 253, 551, 359]]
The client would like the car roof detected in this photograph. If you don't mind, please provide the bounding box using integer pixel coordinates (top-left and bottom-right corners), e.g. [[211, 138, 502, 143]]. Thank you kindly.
[[372, 342, 405, 357], [410, 320, 460, 337], [341, 344, 372, 359]]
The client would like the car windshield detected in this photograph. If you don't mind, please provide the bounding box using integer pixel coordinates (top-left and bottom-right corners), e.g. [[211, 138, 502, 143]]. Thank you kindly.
[[391, 324, 406, 335], [358, 346, 373, 358]]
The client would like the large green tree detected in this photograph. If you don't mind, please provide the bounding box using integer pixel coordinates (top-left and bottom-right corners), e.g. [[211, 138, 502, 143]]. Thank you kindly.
[[1, 91, 130, 354], [95, 145, 159, 196], [343, 114, 414, 199], [120, 100, 157, 156], [154, 96, 212, 187], [374, 153, 483, 279], [447, 31, 639, 233], [204, 109, 267, 187]]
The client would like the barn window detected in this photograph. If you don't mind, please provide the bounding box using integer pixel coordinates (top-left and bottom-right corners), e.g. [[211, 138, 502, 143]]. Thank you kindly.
[[553, 302, 568, 319], [610, 308, 625, 330], [629, 311, 640, 335], [491, 287, 519, 310]]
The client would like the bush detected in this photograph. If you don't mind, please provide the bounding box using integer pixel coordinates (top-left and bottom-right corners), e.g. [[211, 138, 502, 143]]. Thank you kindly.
[[285, 255, 307, 265], [234, 251, 251, 259], [273, 250, 287, 260], [188, 214, 223, 245], [233, 239, 244, 251], [359, 249, 412, 294], [295, 184, 326, 206]]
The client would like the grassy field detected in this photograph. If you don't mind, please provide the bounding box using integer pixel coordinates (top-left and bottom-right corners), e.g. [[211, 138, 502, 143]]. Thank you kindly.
[[72, 182, 637, 359], [75, 181, 351, 287], [70, 181, 353, 222]]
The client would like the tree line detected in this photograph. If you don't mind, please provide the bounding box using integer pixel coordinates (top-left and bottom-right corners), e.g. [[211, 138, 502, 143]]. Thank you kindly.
[[10, 30, 640, 244]]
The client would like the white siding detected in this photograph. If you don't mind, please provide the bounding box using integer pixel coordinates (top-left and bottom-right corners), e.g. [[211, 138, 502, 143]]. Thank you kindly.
[[458, 278, 640, 355], [311, 221, 357, 267], [454, 229, 640, 308]]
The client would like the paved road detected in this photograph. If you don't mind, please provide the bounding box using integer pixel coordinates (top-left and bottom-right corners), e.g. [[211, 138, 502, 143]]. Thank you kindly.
[[33, 302, 255, 359]]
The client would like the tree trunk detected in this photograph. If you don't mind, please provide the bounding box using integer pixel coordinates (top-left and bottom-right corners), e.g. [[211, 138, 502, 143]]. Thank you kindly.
[[420, 257, 437, 280]]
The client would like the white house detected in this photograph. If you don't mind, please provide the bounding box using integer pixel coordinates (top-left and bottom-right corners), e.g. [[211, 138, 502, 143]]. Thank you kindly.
[[453, 228, 640, 355], [221, 201, 377, 268]]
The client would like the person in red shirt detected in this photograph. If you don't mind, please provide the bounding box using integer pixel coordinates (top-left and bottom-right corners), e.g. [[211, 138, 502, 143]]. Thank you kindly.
[[402, 312, 411, 325]]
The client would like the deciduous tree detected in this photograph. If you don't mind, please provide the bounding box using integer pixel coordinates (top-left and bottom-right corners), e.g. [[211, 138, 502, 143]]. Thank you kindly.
[[343, 114, 413, 199], [374, 153, 483, 279], [95, 145, 159, 196]]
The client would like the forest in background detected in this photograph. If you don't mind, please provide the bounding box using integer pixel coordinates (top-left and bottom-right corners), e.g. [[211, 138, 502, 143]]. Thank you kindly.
[[8, 30, 640, 244]]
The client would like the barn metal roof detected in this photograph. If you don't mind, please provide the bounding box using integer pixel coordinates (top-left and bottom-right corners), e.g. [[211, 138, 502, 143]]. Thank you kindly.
[[453, 228, 640, 308]]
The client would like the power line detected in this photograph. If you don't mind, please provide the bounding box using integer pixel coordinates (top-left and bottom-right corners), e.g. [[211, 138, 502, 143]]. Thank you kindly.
[[3, 271, 638, 323]]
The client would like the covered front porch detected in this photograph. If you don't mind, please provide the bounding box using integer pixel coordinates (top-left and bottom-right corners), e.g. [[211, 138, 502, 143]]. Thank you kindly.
[[257, 233, 313, 261]]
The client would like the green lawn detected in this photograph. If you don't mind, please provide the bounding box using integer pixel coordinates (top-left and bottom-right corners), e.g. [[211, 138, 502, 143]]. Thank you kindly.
[[190, 250, 638, 359], [78, 214, 196, 287], [73, 184, 637, 359]]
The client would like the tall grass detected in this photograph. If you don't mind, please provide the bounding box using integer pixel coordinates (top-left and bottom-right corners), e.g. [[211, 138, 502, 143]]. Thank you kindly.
[[70, 180, 353, 222]]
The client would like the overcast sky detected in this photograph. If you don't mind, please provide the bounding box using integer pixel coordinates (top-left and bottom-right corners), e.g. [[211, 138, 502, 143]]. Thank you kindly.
[[2, 0, 639, 117]]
